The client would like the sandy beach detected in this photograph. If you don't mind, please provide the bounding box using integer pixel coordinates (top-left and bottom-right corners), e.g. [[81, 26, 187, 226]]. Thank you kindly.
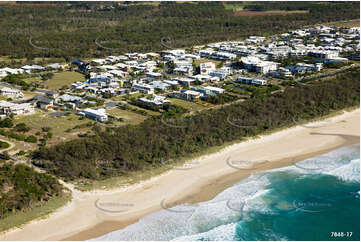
[[0, 109, 359, 241]]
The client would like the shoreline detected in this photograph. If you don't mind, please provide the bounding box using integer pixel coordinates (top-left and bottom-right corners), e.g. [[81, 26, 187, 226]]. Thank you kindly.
[[0, 109, 359, 241]]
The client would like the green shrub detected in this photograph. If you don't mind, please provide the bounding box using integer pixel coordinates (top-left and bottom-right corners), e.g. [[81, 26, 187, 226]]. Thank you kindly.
[[25, 135, 37, 143]]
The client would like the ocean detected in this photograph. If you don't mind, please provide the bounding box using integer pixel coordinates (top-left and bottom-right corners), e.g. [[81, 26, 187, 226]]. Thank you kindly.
[[92, 145, 360, 241]]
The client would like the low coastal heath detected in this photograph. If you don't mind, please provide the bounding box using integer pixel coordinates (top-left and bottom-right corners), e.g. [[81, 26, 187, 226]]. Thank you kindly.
[[92, 145, 360, 241]]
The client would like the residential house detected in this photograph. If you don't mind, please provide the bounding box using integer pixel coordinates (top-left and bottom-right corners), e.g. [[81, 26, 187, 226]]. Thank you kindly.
[[0, 68, 24, 77], [236, 77, 268, 86], [172, 77, 195, 87], [203, 86, 225, 95], [149, 81, 171, 91], [173, 67, 193, 76], [79, 108, 108, 122], [91, 59, 107, 65], [163, 80, 180, 89], [56, 94, 83, 105], [209, 67, 232, 80], [131, 82, 155, 94], [46, 90, 59, 99], [161, 49, 186, 56], [21, 65, 45, 73], [171, 89, 201, 101], [32, 94, 54, 109], [190, 74, 213, 83], [0, 101, 35, 116], [0, 87, 24, 99], [139, 95, 170, 108], [211, 52, 237, 60], [46, 63, 67, 71], [241, 56, 278, 74], [200, 62, 216, 75]]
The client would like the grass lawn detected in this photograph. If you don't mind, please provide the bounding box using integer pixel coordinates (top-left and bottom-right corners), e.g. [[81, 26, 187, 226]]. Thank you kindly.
[[328, 19, 360, 28], [234, 10, 309, 17], [126, 103, 161, 116], [106, 108, 147, 125], [168, 98, 207, 112], [111, 93, 149, 102], [23, 76, 41, 84], [14, 112, 91, 138], [44, 71, 85, 90], [111, 95, 126, 102], [223, 2, 244, 10]]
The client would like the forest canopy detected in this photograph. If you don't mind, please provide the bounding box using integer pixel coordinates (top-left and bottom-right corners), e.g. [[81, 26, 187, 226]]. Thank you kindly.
[[0, 1, 359, 61]]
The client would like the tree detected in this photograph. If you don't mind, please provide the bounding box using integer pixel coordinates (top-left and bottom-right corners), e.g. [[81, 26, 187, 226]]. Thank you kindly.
[[25, 135, 37, 143], [14, 123, 30, 133], [0, 118, 13, 128]]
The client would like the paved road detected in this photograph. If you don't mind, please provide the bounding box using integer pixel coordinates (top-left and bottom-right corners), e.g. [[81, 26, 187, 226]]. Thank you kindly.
[[296, 63, 359, 82]]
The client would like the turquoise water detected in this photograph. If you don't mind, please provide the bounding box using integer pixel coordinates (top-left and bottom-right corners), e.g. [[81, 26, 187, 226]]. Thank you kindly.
[[93, 145, 360, 241]]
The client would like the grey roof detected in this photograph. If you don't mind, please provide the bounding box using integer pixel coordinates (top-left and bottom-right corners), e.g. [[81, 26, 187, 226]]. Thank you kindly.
[[33, 94, 53, 104], [57, 94, 83, 103]]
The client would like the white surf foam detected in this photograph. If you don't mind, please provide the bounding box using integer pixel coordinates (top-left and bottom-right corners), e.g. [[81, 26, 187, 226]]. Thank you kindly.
[[92, 146, 360, 241]]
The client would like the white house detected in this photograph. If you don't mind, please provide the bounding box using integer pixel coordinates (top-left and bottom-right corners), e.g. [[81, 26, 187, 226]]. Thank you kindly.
[[0, 68, 25, 77], [139, 95, 170, 107], [131, 82, 155, 94], [241, 56, 278, 74], [204, 86, 225, 95], [173, 67, 193, 76], [79, 108, 108, 122], [0, 101, 35, 116], [171, 90, 201, 101], [91, 59, 107, 65], [200, 62, 216, 75], [236, 77, 268, 86], [0, 87, 24, 98], [162, 49, 186, 56], [209, 67, 232, 80]]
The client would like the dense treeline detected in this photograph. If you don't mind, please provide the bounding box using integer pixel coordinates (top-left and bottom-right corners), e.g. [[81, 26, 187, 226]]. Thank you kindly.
[[33, 69, 360, 181], [0, 1, 359, 61], [0, 163, 64, 219]]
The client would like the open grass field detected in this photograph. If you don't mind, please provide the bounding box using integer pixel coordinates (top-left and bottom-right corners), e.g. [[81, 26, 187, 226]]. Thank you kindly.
[[44, 71, 85, 90], [234, 10, 309, 17], [126, 103, 161, 116], [223, 2, 245, 11], [106, 108, 147, 125], [14, 112, 91, 140], [23, 76, 41, 85], [168, 98, 207, 112], [110, 95, 126, 102], [328, 19, 360, 28]]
